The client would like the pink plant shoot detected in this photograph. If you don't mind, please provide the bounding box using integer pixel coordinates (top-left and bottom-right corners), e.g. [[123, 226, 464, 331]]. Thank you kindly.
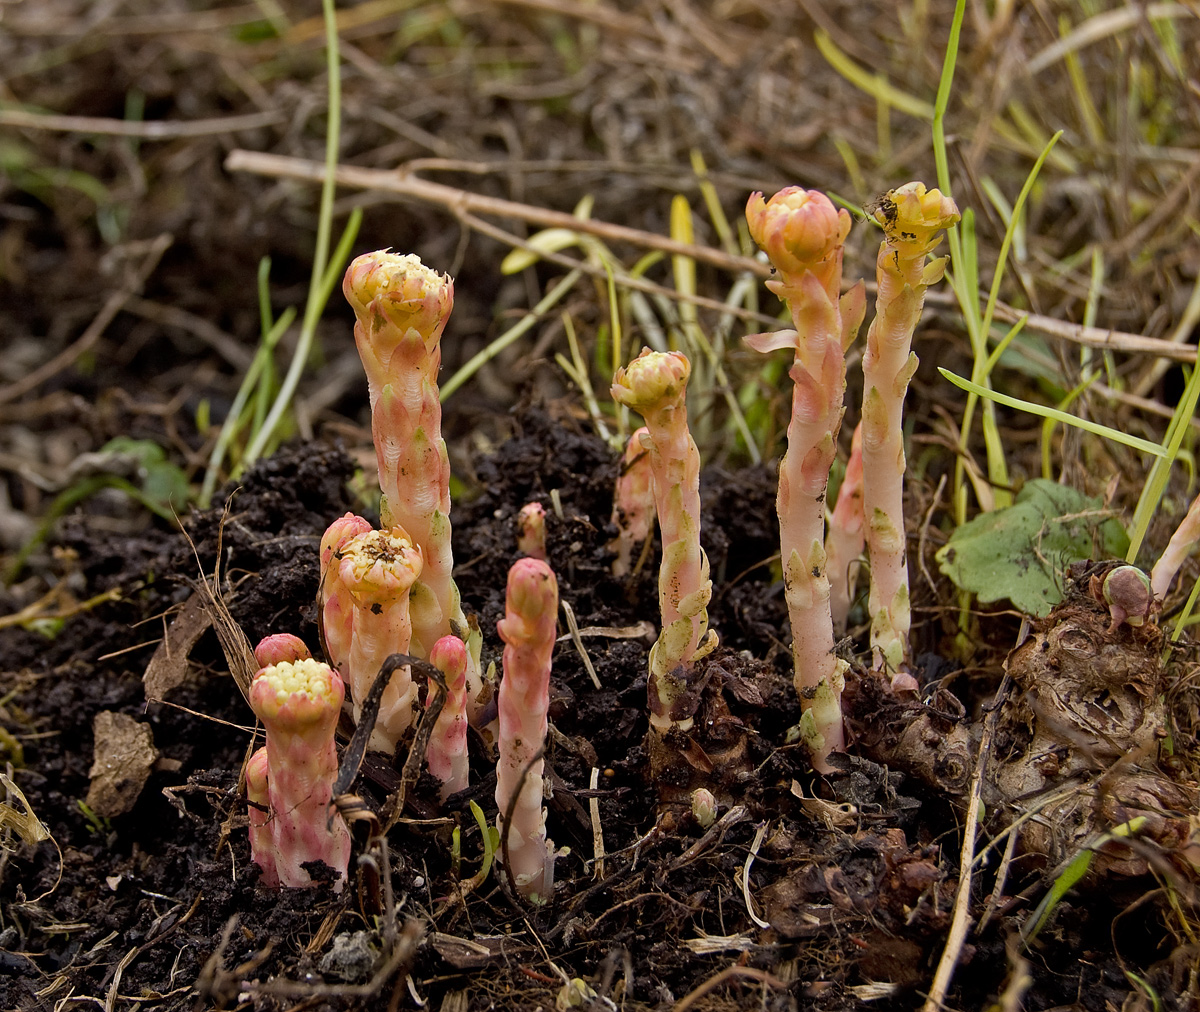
[[343, 251, 483, 717], [746, 187, 865, 770], [495, 558, 559, 900], [1151, 491, 1200, 601], [253, 633, 312, 669], [318, 512, 372, 679], [248, 658, 351, 889], [611, 349, 717, 734], [860, 183, 959, 680], [426, 634, 469, 799], [517, 502, 547, 561], [336, 526, 424, 754], [610, 426, 655, 577], [826, 422, 865, 634]]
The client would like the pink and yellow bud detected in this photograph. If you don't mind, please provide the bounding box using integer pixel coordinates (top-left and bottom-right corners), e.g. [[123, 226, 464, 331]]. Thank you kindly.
[[248, 658, 350, 889], [517, 502, 548, 561], [343, 251, 454, 375], [496, 558, 559, 900], [611, 348, 690, 416], [746, 188, 851, 278]]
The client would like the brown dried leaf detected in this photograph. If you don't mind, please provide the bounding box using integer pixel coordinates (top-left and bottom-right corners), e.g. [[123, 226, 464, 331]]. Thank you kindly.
[[87, 711, 159, 818], [142, 593, 211, 701]]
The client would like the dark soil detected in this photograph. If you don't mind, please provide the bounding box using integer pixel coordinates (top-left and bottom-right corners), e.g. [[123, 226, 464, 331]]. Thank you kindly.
[[0, 410, 1193, 1012], [3, 2, 1200, 1010]]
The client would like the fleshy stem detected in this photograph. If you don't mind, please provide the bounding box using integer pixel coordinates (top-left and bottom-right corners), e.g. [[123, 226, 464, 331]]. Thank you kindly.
[[827, 421, 865, 634], [495, 558, 559, 900], [609, 426, 655, 578], [860, 182, 959, 682], [343, 251, 484, 720], [611, 349, 717, 734], [248, 658, 351, 889], [336, 526, 424, 754], [745, 188, 865, 770], [1151, 492, 1200, 601], [426, 634, 470, 799]]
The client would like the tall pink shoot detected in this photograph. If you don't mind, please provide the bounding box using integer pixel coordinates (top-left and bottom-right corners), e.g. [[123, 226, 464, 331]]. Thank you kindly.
[[343, 251, 483, 718], [610, 349, 717, 734], [248, 658, 350, 889], [745, 187, 864, 770], [860, 182, 959, 680], [495, 558, 559, 900]]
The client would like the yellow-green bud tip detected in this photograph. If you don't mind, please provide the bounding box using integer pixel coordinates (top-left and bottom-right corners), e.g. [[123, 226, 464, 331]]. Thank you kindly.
[[872, 182, 960, 254], [746, 187, 851, 274], [611, 348, 690, 414]]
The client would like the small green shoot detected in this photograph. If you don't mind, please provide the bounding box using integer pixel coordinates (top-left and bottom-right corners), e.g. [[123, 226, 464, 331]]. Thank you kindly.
[[241, 0, 362, 468]]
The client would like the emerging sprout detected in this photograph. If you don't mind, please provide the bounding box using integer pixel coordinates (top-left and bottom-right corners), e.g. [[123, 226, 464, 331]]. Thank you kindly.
[[609, 426, 655, 577], [1100, 565, 1154, 631], [690, 787, 717, 829], [1151, 491, 1200, 601], [248, 658, 350, 890], [426, 634, 470, 799], [318, 512, 373, 679], [611, 349, 717, 735], [495, 558, 559, 900], [517, 502, 548, 561]]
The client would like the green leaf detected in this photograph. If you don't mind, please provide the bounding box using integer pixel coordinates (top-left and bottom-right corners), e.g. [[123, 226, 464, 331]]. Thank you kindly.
[[936, 479, 1130, 617]]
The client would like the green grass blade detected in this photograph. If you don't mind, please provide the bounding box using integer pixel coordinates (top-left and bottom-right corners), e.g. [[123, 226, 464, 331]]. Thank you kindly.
[[939, 369, 1171, 459]]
